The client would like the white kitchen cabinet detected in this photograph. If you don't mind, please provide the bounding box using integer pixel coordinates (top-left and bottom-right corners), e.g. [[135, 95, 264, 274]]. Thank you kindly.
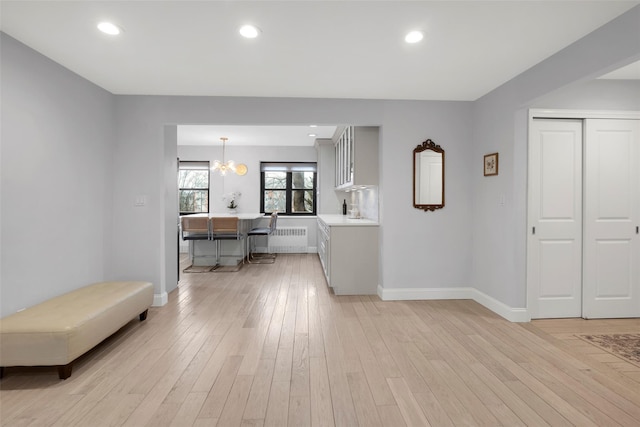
[[315, 139, 341, 214], [317, 219, 330, 279], [317, 216, 379, 295], [334, 126, 379, 190]]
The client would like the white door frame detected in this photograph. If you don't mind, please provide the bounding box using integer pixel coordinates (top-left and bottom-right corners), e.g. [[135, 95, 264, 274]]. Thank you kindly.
[[530, 110, 640, 121], [527, 109, 640, 319]]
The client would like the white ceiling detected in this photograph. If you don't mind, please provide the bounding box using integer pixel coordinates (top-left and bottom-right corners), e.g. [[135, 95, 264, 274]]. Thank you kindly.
[[178, 125, 338, 147], [2, 1, 638, 146], [598, 60, 640, 79]]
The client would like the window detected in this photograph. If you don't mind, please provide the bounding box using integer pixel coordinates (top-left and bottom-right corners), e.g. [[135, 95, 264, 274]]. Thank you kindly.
[[261, 162, 317, 215], [178, 161, 209, 215]]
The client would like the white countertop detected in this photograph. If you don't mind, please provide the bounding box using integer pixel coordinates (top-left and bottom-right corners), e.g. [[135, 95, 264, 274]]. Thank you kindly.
[[317, 214, 379, 227], [183, 213, 264, 220]]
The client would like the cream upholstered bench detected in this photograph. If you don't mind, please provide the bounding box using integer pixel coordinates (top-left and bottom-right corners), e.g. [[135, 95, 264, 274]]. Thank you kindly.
[[0, 281, 153, 380]]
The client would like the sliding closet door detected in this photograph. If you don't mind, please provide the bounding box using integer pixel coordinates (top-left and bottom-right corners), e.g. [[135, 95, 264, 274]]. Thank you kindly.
[[583, 119, 640, 318], [527, 119, 583, 318]]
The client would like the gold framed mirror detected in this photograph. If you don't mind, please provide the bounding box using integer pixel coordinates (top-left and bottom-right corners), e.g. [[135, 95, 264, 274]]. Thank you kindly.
[[413, 139, 444, 211]]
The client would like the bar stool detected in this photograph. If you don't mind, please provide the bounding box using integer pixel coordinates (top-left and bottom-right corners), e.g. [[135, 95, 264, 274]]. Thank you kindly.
[[246, 212, 278, 263], [210, 216, 245, 271], [181, 216, 212, 272]]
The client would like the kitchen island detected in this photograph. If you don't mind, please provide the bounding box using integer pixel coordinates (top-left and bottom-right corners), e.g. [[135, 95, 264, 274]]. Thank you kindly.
[[182, 213, 263, 266]]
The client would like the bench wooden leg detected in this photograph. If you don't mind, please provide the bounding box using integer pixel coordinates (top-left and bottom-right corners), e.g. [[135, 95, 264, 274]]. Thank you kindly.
[[58, 363, 73, 380], [139, 309, 149, 321]]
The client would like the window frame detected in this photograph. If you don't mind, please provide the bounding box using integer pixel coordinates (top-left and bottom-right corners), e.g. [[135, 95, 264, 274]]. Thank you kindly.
[[260, 162, 317, 216], [178, 160, 210, 215]]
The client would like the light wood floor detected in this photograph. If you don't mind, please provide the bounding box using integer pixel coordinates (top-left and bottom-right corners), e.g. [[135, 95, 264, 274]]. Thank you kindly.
[[1, 254, 639, 426]]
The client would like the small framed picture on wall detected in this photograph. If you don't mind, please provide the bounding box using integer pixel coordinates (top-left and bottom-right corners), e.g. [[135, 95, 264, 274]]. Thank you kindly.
[[484, 152, 499, 176]]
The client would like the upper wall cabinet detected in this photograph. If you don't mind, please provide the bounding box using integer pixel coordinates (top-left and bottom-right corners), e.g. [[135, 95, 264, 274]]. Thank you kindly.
[[334, 126, 379, 189]]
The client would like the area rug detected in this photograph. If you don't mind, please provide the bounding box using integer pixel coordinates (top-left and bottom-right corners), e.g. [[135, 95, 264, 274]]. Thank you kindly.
[[576, 334, 640, 367]]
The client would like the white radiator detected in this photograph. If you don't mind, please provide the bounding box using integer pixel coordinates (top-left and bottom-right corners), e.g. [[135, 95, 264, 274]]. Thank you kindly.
[[268, 226, 308, 253]]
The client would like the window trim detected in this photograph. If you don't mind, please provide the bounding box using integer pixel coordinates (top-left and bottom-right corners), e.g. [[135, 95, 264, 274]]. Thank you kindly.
[[260, 162, 317, 216]]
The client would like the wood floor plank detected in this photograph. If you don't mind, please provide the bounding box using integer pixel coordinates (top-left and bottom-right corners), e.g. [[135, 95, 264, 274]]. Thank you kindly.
[[523, 321, 640, 403], [144, 400, 180, 427], [346, 371, 383, 427], [164, 333, 224, 404], [504, 323, 640, 421], [2, 254, 639, 427], [503, 380, 572, 427], [290, 332, 310, 398], [191, 330, 237, 393], [518, 361, 622, 427], [344, 311, 395, 405], [386, 377, 431, 427], [427, 359, 501, 426], [197, 355, 244, 420], [169, 392, 208, 427], [264, 380, 289, 427], [242, 358, 275, 421], [309, 356, 335, 427], [402, 342, 481, 426], [420, 327, 524, 426], [307, 282, 326, 359], [470, 362, 550, 427], [372, 315, 429, 394], [217, 375, 254, 427], [361, 305, 400, 351], [376, 404, 407, 427], [288, 395, 311, 427], [457, 317, 608, 426], [318, 299, 359, 427], [412, 392, 455, 427], [238, 294, 279, 376]]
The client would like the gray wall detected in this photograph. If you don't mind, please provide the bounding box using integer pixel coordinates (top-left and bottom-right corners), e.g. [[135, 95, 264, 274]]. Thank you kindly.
[[1, 5, 639, 318], [177, 144, 321, 253], [177, 144, 318, 214], [110, 96, 474, 306], [471, 6, 640, 309], [1, 34, 114, 315], [531, 79, 640, 111], [379, 101, 473, 289]]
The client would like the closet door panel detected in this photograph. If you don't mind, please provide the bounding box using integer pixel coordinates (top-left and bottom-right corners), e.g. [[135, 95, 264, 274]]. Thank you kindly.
[[594, 240, 632, 297], [583, 119, 640, 318], [527, 119, 583, 318]]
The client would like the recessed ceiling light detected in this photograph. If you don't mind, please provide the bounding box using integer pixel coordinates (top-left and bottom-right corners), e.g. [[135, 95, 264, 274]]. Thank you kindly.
[[309, 125, 317, 128], [308, 133, 317, 137], [239, 25, 260, 39], [405, 30, 423, 44], [97, 22, 122, 36]]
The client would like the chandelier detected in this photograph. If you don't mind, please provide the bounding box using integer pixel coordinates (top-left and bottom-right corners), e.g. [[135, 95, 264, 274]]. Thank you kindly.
[[212, 137, 248, 176]]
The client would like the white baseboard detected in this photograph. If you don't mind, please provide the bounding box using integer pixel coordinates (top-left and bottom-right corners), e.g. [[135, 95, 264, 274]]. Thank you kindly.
[[377, 285, 530, 323], [470, 288, 530, 322], [378, 285, 474, 301], [153, 292, 168, 307]]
